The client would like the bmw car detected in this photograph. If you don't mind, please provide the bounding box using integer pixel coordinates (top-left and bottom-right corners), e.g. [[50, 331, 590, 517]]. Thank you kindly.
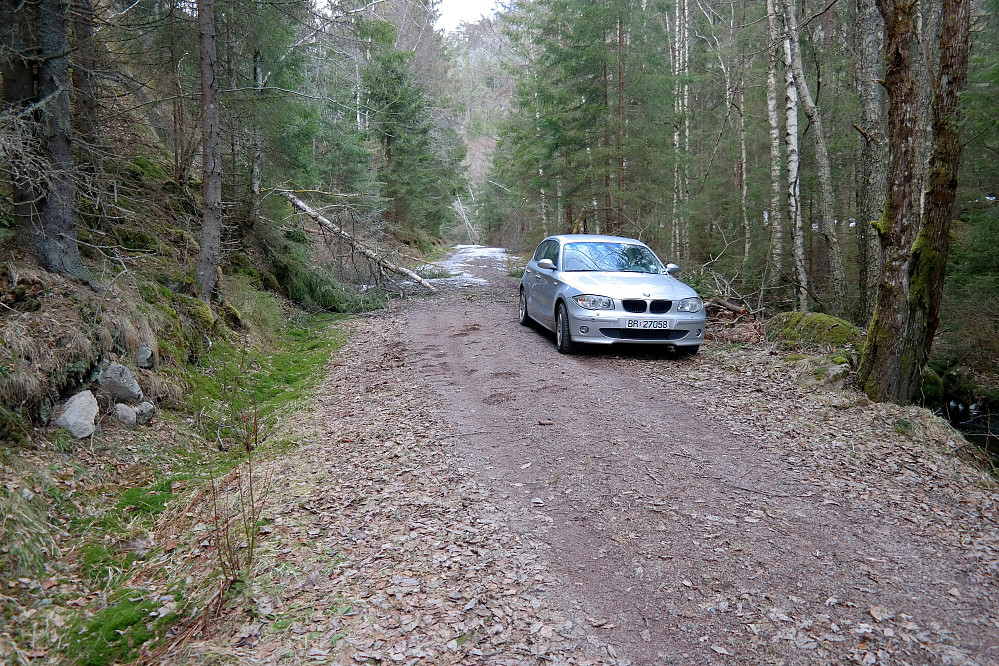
[[519, 235, 706, 355]]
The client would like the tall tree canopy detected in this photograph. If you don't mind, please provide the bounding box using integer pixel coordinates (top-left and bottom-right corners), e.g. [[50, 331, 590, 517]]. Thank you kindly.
[[471, 0, 987, 406]]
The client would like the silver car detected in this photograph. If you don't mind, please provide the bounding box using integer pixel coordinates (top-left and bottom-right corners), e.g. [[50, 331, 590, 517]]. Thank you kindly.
[[519, 235, 706, 355]]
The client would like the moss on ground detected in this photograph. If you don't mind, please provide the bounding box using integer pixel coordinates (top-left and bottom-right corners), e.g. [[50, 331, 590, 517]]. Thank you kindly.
[[116, 477, 176, 514], [65, 587, 183, 666]]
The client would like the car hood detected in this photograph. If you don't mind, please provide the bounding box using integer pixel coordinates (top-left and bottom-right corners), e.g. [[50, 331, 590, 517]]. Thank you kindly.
[[559, 271, 699, 301]]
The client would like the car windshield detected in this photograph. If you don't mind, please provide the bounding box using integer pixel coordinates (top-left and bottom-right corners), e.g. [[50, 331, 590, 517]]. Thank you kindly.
[[562, 242, 663, 274]]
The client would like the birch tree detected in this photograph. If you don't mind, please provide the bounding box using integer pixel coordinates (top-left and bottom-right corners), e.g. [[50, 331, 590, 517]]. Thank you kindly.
[[784, 0, 846, 316], [765, 0, 786, 292], [783, 29, 808, 310]]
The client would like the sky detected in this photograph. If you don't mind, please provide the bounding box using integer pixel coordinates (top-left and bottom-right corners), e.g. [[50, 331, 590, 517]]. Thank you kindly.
[[435, 0, 498, 33]]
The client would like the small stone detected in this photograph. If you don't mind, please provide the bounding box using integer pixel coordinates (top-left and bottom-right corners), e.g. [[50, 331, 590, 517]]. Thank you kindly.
[[136, 344, 155, 369], [114, 403, 137, 427], [54, 391, 99, 439], [135, 402, 155, 425]]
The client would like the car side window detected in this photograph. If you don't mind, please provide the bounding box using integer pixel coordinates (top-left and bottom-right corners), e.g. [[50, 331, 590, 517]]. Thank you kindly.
[[533, 240, 552, 262], [543, 241, 560, 267]]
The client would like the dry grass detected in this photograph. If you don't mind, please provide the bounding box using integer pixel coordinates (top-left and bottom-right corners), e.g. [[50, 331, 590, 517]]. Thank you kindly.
[[0, 464, 61, 578], [111, 316, 141, 358], [0, 259, 176, 421]]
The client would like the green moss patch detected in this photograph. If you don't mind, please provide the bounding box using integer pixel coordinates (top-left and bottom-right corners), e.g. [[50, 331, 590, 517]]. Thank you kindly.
[[65, 588, 181, 666], [117, 477, 176, 514], [766, 312, 864, 348]]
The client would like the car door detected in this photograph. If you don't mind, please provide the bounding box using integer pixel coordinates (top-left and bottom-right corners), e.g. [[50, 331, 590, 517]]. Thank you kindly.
[[532, 240, 562, 327], [524, 240, 552, 320]]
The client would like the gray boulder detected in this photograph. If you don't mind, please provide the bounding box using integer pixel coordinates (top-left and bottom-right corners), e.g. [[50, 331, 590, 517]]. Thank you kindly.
[[136, 344, 155, 369], [100, 362, 143, 403], [55, 391, 99, 439], [135, 401, 156, 425], [114, 403, 137, 427]]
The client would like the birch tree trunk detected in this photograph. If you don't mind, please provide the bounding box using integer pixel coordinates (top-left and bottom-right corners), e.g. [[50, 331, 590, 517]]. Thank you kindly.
[[783, 35, 808, 310], [765, 0, 785, 292], [738, 85, 750, 260], [854, 0, 888, 324], [681, 0, 691, 259], [784, 0, 846, 316], [670, 0, 690, 259], [196, 0, 223, 301], [617, 15, 626, 235]]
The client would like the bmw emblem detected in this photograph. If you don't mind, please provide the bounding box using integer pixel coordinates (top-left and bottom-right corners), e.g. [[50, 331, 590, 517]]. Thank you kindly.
[[643, 292, 651, 298]]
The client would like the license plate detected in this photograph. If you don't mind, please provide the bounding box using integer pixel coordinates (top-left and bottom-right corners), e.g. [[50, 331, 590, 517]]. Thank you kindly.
[[625, 319, 671, 330]]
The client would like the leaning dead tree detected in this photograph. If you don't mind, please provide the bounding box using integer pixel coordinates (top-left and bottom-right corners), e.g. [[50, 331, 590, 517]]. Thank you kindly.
[[279, 191, 437, 294]]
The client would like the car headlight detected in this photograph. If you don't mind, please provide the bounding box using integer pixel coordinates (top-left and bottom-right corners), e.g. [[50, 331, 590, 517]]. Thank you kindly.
[[572, 294, 615, 310], [676, 297, 703, 313]]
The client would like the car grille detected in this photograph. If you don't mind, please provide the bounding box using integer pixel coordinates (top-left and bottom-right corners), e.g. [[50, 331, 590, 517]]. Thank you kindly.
[[622, 299, 672, 314], [600, 328, 690, 341]]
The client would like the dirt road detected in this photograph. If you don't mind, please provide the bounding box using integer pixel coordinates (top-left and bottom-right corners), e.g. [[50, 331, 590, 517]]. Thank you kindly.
[[199, 247, 997, 666], [399, 247, 998, 664]]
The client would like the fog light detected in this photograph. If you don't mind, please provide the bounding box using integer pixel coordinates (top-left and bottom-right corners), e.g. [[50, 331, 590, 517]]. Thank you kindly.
[[696, 329, 702, 337], [580, 326, 589, 334]]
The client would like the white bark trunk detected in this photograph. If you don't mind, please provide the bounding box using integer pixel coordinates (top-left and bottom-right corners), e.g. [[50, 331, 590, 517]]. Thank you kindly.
[[739, 86, 750, 260], [783, 36, 808, 310], [785, 0, 846, 315], [766, 0, 785, 291]]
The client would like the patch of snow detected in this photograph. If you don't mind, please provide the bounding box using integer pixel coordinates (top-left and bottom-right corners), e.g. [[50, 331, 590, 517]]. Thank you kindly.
[[427, 245, 511, 288]]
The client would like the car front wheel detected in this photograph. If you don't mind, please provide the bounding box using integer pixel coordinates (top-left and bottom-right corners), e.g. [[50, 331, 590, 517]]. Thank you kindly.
[[518, 288, 531, 326], [555, 302, 579, 354]]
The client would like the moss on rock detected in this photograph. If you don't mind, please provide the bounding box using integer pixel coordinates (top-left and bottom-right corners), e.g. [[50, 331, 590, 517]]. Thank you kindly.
[[915, 366, 944, 406], [767, 312, 864, 348]]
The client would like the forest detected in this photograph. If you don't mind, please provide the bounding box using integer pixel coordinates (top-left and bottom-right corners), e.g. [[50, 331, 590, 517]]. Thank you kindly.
[[2, 0, 999, 662], [2, 0, 997, 418], [465, 0, 997, 410]]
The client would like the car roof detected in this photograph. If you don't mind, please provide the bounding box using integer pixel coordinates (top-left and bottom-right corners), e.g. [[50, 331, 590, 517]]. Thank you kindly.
[[545, 234, 650, 245]]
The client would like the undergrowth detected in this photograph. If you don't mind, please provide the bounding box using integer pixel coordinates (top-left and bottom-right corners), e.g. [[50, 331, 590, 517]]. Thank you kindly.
[[0, 296, 346, 665]]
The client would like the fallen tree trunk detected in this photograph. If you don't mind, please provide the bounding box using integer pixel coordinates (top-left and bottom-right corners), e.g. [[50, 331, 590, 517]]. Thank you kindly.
[[279, 191, 437, 294], [709, 297, 748, 315]]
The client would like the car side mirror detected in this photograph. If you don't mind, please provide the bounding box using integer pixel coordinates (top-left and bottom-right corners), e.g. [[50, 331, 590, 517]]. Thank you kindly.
[[537, 258, 556, 271], [665, 263, 680, 277]]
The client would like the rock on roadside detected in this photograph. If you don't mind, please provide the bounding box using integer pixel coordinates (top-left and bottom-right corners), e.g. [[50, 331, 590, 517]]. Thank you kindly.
[[135, 402, 155, 425], [100, 362, 143, 403], [55, 390, 99, 439], [114, 403, 137, 427], [136, 344, 155, 369]]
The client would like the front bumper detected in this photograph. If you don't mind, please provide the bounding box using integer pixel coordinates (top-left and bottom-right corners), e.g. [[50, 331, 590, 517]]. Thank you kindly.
[[565, 302, 705, 347]]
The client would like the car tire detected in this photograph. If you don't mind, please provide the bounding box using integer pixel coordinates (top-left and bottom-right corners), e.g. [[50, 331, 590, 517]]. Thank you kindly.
[[518, 288, 531, 326], [555, 302, 578, 354]]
